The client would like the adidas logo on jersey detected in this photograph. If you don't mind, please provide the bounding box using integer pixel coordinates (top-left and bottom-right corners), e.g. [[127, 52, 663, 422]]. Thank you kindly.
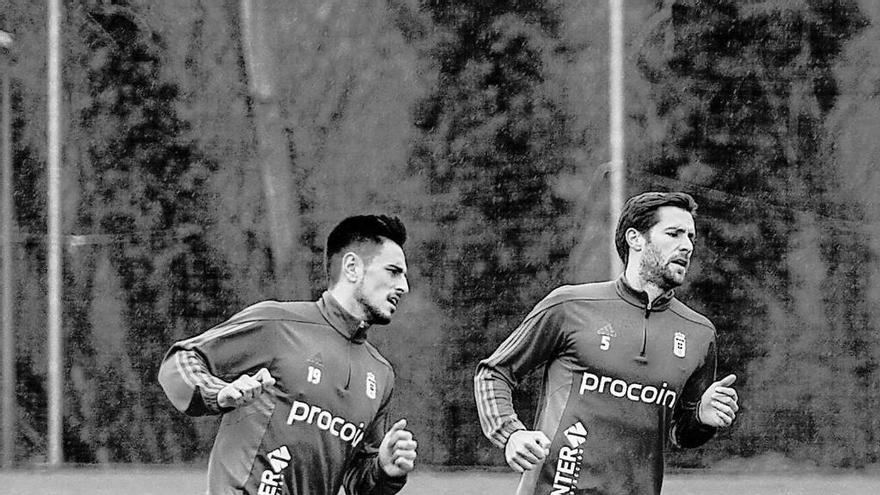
[[307, 353, 323, 367], [579, 371, 677, 408]]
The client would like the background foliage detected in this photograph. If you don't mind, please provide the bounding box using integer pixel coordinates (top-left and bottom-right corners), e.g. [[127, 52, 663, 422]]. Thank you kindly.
[[0, 0, 878, 469]]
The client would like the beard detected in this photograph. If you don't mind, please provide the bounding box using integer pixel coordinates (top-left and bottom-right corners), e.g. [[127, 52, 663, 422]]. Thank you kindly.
[[639, 243, 686, 291], [354, 285, 392, 325]]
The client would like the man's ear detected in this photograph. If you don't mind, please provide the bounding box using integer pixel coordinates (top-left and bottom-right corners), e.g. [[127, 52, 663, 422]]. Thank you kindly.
[[625, 227, 645, 253], [341, 251, 362, 283]]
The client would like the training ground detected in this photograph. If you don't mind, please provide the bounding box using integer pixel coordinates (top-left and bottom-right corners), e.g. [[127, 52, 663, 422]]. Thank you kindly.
[[2, 466, 879, 494]]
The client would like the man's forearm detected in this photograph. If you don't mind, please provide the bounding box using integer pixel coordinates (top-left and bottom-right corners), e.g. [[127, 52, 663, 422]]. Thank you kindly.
[[343, 455, 407, 495], [474, 364, 526, 448], [158, 349, 229, 416], [671, 402, 716, 448]]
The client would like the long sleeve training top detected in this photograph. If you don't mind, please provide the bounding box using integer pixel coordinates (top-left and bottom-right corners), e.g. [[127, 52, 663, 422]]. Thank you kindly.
[[474, 277, 718, 495], [159, 292, 406, 495]]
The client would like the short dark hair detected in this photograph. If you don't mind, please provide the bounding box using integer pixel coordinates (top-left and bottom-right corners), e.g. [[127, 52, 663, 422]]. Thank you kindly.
[[325, 215, 407, 283], [614, 191, 697, 265]]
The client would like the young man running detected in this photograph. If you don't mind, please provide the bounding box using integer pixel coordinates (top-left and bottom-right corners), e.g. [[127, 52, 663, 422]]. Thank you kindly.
[[159, 215, 417, 495], [475, 192, 738, 495]]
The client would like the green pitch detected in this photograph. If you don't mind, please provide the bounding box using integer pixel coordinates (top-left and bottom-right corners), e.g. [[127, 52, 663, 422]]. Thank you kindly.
[[0, 466, 878, 494]]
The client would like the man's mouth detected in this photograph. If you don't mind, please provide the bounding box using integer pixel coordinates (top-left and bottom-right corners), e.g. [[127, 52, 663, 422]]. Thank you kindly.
[[387, 295, 400, 309], [670, 258, 689, 268]]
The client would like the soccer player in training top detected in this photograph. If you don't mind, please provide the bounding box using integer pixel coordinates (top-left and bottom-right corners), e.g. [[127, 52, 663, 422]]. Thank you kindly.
[[159, 215, 417, 495], [474, 192, 739, 495]]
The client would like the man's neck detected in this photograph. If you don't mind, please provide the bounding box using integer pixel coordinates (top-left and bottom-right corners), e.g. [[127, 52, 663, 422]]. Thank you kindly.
[[623, 264, 666, 306], [326, 285, 366, 321]]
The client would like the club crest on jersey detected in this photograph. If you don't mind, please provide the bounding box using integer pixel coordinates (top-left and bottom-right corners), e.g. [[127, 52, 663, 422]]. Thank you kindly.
[[366, 372, 377, 400], [673, 332, 686, 358]]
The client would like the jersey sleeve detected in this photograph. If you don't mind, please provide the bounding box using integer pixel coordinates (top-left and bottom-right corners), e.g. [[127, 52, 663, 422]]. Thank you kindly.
[[670, 338, 718, 448], [158, 348, 230, 415], [157, 312, 279, 416], [473, 301, 567, 448], [342, 377, 407, 495]]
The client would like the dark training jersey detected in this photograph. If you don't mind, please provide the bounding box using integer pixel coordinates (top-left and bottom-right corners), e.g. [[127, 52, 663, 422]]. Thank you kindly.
[[474, 277, 718, 495], [158, 292, 406, 495]]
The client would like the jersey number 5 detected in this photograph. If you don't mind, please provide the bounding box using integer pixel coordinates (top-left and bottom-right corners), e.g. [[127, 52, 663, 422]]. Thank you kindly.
[[600, 335, 611, 350]]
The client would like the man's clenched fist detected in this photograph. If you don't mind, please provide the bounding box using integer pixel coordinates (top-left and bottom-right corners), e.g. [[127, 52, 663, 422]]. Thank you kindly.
[[218, 368, 276, 409], [698, 374, 739, 428], [379, 419, 418, 477], [505, 430, 551, 473]]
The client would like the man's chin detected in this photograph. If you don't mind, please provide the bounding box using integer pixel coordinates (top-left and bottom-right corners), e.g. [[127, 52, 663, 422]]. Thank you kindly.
[[662, 273, 686, 290], [367, 311, 393, 325]]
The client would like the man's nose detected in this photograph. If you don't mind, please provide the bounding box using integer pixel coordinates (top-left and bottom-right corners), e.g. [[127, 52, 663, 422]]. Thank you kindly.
[[398, 276, 410, 294], [681, 236, 693, 253]]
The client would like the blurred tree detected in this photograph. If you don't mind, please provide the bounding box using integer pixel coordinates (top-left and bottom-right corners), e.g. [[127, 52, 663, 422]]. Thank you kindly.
[[138, 0, 276, 307], [1, 0, 90, 463], [62, 3, 232, 462], [1, 0, 878, 468], [634, 0, 869, 466], [238, 0, 307, 299], [141, 0, 442, 461], [410, 0, 579, 465], [822, 0, 880, 467]]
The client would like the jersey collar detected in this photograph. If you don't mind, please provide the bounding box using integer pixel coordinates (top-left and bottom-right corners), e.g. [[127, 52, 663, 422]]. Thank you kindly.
[[318, 291, 369, 343], [615, 275, 674, 311]]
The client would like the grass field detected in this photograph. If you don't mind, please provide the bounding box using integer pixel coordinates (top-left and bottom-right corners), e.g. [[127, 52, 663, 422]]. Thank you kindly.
[[2, 466, 879, 494]]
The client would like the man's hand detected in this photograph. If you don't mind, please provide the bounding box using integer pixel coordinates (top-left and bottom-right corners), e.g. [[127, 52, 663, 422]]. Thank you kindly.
[[698, 374, 739, 428], [379, 419, 417, 477], [217, 368, 276, 409], [505, 430, 551, 473]]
